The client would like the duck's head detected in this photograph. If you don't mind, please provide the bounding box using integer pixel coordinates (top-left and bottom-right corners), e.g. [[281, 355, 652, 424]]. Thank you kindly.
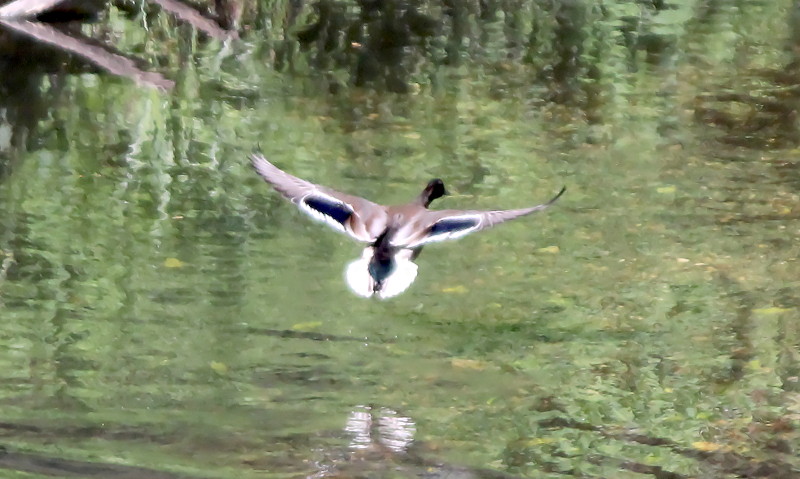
[[421, 178, 448, 207]]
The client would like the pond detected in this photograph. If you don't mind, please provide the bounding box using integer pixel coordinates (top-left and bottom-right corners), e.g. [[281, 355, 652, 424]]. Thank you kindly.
[[0, 1, 799, 478]]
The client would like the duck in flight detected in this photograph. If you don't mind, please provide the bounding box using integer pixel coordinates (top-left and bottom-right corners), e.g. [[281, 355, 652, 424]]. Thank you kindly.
[[251, 154, 565, 299]]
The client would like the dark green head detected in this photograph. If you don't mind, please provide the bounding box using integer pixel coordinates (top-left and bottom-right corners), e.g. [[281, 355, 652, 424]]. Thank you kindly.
[[421, 178, 448, 207]]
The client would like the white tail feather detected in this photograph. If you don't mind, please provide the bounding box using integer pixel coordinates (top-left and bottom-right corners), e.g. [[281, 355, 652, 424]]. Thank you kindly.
[[345, 256, 375, 298], [344, 248, 418, 299], [378, 258, 418, 299]]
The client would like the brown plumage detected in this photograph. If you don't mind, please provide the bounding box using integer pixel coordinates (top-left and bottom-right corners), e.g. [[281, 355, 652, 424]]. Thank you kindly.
[[251, 154, 565, 298]]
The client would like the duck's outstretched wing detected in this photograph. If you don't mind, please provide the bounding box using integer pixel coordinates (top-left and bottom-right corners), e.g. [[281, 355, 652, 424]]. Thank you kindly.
[[251, 154, 388, 242], [401, 186, 566, 248]]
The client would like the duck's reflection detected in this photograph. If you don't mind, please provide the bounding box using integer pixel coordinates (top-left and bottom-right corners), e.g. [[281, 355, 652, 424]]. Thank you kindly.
[[345, 405, 416, 453], [310, 404, 523, 479], [308, 405, 419, 478]]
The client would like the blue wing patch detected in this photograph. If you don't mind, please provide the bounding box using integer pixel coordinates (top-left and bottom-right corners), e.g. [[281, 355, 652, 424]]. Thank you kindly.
[[303, 196, 353, 226], [428, 217, 480, 236]]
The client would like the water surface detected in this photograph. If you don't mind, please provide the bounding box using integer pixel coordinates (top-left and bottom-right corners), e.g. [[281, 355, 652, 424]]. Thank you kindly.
[[0, 1, 799, 478]]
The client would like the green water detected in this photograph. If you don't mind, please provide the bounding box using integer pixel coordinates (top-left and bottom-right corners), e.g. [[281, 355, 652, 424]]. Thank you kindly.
[[0, 1, 799, 478]]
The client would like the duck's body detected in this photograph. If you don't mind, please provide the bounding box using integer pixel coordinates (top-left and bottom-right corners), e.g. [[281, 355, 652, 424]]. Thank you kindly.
[[251, 154, 565, 299]]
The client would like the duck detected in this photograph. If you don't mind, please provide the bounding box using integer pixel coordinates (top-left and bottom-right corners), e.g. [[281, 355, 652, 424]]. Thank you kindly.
[[251, 154, 565, 299]]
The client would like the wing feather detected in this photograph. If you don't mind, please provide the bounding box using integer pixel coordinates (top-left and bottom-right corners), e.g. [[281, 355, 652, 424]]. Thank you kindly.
[[404, 186, 566, 248], [251, 154, 388, 242]]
